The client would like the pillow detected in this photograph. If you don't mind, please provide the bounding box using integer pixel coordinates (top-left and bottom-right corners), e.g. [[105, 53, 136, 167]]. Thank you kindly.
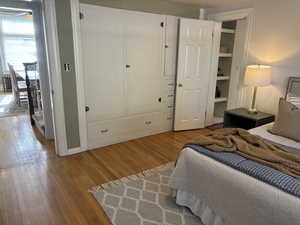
[[287, 94, 300, 108], [269, 98, 300, 142]]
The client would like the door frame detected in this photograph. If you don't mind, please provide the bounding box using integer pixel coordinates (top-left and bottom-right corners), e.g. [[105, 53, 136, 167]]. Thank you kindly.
[[0, 0, 69, 155], [43, 0, 69, 155], [206, 8, 254, 126], [69, 0, 88, 153]]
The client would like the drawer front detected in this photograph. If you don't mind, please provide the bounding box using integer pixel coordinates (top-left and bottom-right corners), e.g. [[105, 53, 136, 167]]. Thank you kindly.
[[161, 112, 174, 131], [163, 79, 176, 113], [164, 79, 176, 92], [164, 104, 174, 113], [87, 112, 162, 149], [255, 116, 275, 127], [165, 92, 175, 105]]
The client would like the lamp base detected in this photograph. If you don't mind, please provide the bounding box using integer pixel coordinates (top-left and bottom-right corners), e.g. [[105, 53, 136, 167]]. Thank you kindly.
[[248, 108, 258, 114], [248, 86, 258, 114]]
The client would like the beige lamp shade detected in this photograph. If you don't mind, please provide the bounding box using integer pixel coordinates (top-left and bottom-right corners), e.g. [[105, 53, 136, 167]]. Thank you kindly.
[[244, 65, 272, 87]]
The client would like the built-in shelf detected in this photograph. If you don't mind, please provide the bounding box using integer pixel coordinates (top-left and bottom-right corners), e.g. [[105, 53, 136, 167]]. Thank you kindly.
[[221, 28, 235, 34], [214, 97, 228, 103], [217, 76, 230, 81], [219, 53, 232, 57]]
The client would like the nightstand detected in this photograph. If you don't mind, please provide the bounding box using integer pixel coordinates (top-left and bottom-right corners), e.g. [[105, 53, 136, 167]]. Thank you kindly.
[[224, 108, 275, 130]]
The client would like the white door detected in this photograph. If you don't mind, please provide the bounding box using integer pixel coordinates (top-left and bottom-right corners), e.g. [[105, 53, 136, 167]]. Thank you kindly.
[[165, 16, 179, 79], [80, 5, 127, 123], [124, 11, 164, 115], [174, 18, 215, 131]]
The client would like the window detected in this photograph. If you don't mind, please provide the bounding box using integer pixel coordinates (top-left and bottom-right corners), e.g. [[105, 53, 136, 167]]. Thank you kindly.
[[1, 15, 37, 72], [2, 17, 34, 35]]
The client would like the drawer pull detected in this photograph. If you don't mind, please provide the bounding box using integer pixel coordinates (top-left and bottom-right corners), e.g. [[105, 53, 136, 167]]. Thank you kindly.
[[100, 129, 109, 133], [168, 106, 174, 108], [168, 94, 174, 97], [168, 83, 174, 86], [167, 117, 173, 120], [145, 121, 152, 125]]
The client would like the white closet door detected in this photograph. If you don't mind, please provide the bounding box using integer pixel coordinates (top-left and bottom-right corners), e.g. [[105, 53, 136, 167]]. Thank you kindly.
[[80, 5, 127, 123], [125, 11, 164, 115], [165, 16, 179, 79], [174, 18, 214, 131]]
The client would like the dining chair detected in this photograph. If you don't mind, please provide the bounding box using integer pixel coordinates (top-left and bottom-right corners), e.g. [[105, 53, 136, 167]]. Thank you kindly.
[[8, 64, 28, 106]]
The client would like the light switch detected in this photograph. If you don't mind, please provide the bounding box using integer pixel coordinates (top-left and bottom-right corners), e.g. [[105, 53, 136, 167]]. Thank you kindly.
[[64, 64, 71, 72]]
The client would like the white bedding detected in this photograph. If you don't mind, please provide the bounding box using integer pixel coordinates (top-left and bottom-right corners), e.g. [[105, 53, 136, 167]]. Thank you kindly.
[[170, 124, 300, 225], [249, 122, 300, 149]]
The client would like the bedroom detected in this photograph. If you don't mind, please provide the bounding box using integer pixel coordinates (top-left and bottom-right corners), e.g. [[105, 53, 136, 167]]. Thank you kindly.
[[1, 0, 300, 225]]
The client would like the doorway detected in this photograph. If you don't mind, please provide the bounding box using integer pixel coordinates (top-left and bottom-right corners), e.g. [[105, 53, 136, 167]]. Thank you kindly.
[[0, 1, 55, 155], [0, 9, 38, 118]]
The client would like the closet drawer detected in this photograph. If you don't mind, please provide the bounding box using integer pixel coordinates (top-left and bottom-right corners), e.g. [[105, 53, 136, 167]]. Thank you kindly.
[[163, 104, 175, 113], [161, 112, 174, 131], [165, 112, 174, 122], [164, 80, 176, 92], [87, 112, 163, 149], [165, 92, 175, 105]]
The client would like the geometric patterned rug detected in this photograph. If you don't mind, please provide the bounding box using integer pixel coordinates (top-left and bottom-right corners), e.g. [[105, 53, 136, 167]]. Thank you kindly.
[[90, 163, 204, 225]]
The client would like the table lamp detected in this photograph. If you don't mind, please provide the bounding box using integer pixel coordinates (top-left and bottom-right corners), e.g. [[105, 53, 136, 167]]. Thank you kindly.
[[244, 65, 271, 114]]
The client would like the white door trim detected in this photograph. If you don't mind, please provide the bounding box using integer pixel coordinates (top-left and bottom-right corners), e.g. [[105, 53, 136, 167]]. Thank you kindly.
[[206, 8, 254, 126], [70, 0, 88, 153], [43, 0, 68, 155], [207, 8, 254, 22]]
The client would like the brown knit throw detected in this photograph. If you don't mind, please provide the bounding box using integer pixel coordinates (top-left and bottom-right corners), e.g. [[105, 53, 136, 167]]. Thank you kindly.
[[188, 128, 300, 179]]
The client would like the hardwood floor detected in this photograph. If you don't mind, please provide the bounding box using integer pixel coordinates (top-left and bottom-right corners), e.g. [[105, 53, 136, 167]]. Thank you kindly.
[[0, 115, 210, 225]]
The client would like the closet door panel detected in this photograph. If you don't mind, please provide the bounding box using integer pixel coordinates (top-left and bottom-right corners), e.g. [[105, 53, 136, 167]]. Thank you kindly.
[[165, 16, 179, 79], [174, 19, 214, 131], [81, 5, 126, 123], [125, 12, 164, 115]]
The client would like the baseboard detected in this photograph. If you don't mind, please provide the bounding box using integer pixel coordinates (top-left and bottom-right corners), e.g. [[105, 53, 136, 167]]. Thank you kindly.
[[59, 147, 85, 156]]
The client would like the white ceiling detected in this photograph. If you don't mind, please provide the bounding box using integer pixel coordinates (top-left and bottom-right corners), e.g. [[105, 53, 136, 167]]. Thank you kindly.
[[169, 0, 252, 8]]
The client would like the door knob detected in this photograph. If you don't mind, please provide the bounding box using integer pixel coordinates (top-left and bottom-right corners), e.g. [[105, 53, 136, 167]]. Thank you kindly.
[[126, 65, 130, 68], [85, 106, 90, 112], [178, 83, 183, 87]]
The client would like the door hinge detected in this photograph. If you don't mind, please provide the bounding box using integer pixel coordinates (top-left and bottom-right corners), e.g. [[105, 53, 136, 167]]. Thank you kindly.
[[79, 12, 84, 20], [160, 22, 164, 28]]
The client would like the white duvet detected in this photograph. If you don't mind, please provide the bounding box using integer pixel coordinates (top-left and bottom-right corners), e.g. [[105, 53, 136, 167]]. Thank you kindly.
[[169, 124, 300, 225]]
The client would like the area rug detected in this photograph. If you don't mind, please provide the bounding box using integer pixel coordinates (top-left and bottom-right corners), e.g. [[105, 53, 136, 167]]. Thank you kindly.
[[0, 94, 28, 118], [89, 162, 204, 225]]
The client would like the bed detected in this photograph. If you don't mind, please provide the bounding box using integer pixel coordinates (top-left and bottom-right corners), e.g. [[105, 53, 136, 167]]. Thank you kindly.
[[169, 77, 300, 225]]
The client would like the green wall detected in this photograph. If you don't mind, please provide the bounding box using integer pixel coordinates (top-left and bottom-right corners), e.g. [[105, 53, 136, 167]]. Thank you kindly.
[[55, 0, 81, 149], [80, 0, 199, 18], [54, 0, 198, 150]]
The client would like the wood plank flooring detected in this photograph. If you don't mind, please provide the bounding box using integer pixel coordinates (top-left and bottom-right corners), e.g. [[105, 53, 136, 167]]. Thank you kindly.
[[0, 115, 210, 225]]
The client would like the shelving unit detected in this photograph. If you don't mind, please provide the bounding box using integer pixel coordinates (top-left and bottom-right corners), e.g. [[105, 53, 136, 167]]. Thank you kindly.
[[214, 97, 228, 103], [216, 76, 230, 81], [219, 53, 232, 57], [221, 28, 235, 34], [213, 20, 237, 124]]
